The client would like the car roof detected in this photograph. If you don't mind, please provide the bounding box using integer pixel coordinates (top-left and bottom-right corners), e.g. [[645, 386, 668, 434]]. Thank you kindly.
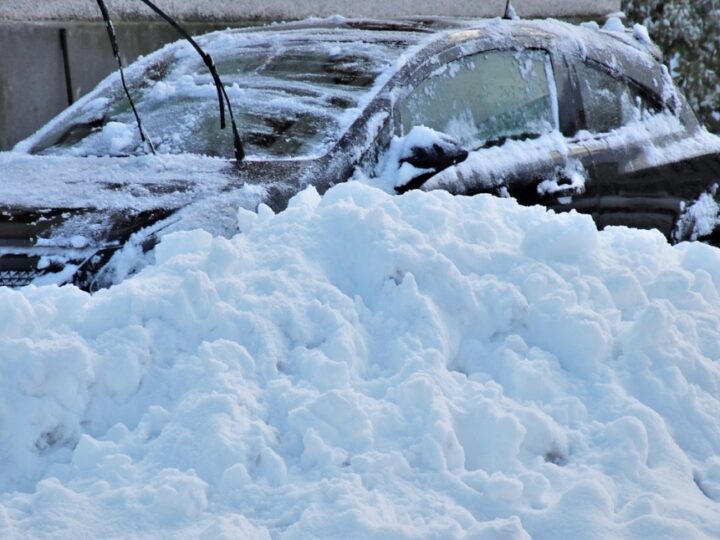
[[188, 16, 664, 91], [221, 16, 662, 60], [236, 16, 475, 34]]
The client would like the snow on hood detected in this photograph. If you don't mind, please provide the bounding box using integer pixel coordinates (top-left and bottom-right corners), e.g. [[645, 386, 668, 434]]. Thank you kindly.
[[1, 182, 719, 538], [0, 152, 235, 209], [0, 151, 275, 234]]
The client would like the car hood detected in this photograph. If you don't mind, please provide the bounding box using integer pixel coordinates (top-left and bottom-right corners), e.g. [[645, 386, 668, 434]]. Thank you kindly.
[[2, 152, 252, 209], [0, 151, 311, 287]]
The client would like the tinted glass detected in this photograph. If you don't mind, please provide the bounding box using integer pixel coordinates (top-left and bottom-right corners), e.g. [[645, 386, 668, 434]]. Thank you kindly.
[[576, 62, 660, 133], [400, 49, 558, 148]]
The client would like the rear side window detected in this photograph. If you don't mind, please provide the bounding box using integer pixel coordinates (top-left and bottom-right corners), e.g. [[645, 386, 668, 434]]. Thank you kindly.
[[576, 62, 661, 133], [400, 49, 558, 149]]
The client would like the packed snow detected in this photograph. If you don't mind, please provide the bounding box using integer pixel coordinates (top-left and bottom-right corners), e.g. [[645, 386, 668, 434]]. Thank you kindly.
[[1, 181, 720, 538]]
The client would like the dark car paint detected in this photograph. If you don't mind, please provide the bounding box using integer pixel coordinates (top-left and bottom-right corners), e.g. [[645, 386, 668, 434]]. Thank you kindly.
[[588, 153, 720, 238], [0, 205, 173, 287], [2, 17, 719, 289], [563, 56, 716, 238]]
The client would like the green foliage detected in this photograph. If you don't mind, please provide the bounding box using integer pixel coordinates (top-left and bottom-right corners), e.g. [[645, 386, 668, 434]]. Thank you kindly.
[[622, 0, 720, 132]]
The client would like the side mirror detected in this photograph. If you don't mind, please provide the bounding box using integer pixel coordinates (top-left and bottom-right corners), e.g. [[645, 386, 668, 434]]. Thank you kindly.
[[395, 129, 468, 193]]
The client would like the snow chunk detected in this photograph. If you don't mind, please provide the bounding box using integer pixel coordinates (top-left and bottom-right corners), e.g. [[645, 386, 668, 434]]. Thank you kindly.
[[101, 122, 134, 154], [674, 187, 720, 241], [602, 17, 626, 34], [70, 235, 88, 249], [632, 23, 651, 45]]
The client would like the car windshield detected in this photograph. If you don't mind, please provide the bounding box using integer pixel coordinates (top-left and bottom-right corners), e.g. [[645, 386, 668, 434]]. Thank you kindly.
[[30, 30, 415, 160]]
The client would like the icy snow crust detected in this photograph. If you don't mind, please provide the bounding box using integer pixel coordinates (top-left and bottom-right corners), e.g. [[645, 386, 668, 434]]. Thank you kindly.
[[2, 183, 720, 538], [0, 152, 238, 211]]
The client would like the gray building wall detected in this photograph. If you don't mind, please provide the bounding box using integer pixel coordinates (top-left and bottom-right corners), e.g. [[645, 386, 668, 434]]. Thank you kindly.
[[1, 23, 69, 150]]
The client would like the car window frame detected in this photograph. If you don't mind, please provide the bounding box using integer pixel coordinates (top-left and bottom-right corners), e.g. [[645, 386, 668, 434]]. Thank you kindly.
[[390, 38, 573, 145], [570, 58, 667, 136]]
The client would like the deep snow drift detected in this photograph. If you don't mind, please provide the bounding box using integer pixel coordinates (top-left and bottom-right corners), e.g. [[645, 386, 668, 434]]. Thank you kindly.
[[1, 182, 720, 538]]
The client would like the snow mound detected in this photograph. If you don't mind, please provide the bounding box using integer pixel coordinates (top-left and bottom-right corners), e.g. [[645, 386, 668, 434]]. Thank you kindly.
[[1, 182, 720, 538]]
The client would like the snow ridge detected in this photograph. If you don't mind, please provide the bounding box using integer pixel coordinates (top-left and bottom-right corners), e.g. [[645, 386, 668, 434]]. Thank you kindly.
[[1, 182, 719, 538]]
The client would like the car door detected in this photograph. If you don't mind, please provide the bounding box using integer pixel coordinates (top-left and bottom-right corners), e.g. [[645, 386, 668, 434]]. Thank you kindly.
[[570, 59, 720, 239], [395, 45, 597, 212]]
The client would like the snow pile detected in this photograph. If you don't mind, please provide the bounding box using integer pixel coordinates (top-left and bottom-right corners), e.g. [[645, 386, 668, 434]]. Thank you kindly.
[[1, 182, 720, 538]]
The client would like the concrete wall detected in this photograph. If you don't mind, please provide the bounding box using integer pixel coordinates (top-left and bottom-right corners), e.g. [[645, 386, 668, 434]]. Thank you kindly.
[[0, 23, 69, 150], [0, 1, 621, 21]]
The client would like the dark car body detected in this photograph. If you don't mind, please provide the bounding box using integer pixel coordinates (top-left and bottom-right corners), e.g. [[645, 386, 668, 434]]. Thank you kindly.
[[2, 16, 720, 289]]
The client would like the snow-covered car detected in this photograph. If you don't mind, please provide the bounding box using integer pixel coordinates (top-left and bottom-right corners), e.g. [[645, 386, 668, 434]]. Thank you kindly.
[[2, 16, 720, 289]]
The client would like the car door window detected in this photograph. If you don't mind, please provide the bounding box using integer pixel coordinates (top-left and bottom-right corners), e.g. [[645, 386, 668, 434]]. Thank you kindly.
[[576, 62, 660, 133], [400, 49, 558, 149]]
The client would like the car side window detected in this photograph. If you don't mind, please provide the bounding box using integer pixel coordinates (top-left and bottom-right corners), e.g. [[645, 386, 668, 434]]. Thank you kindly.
[[576, 61, 661, 133], [400, 49, 558, 149]]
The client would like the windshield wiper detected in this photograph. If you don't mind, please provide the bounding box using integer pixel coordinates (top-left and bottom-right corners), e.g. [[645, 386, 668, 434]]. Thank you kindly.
[[503, 0, 515, 19], [96, 0, 155, 154], [136, 0, 245, 162], [95, 0, 245, 162]]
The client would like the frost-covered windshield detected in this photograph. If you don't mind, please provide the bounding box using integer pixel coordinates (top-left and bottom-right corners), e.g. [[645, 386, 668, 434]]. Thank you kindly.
[[30, 30, 416, 160], [400, 49, 557, 149]]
